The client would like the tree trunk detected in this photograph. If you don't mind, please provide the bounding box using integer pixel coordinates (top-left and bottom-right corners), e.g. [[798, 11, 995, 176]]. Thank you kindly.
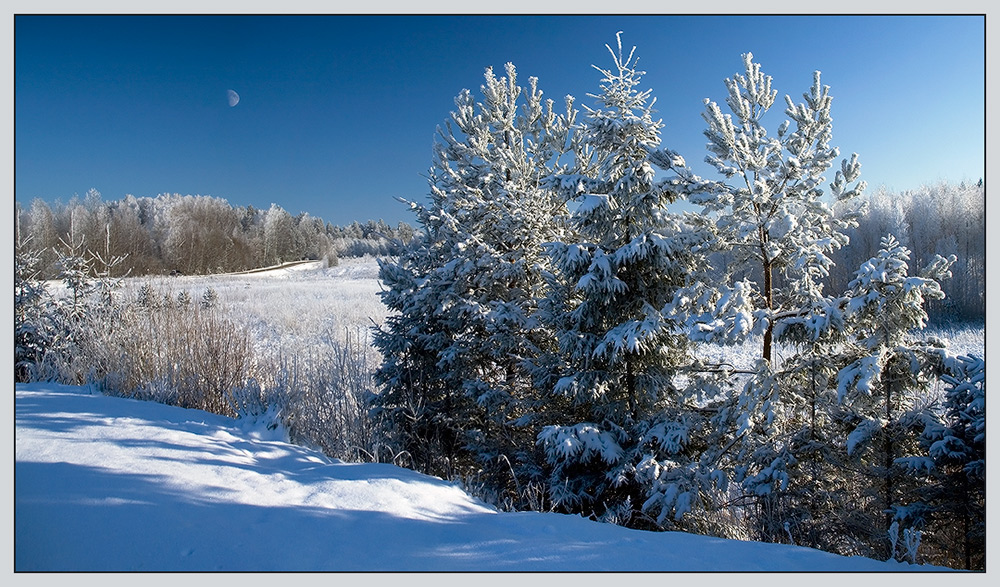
[[762, 258, 774, 364], [883, 372, 895, 558]]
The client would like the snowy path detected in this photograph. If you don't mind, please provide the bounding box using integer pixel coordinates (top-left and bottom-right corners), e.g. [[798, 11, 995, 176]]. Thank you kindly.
[[15, 384, 938, 572]]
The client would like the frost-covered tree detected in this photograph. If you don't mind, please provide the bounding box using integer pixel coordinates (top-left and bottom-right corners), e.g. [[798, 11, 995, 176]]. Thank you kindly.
[[689, 53, 866, 364], [911, 354, 985, 569], [657, 52, 876, 545], [263, 203, 298, 266], [164, 195, 244, 274], [25, 198, 61, 276], [730, 309, 853, 550], [535, 34, 713, 528], [14, 225, 54, 382], [832, 181, 985, 321], [201, 287, 219, 309], [56, 234, 96, 323], [372, 62, 576, 493], [828, 235, 955, 561]]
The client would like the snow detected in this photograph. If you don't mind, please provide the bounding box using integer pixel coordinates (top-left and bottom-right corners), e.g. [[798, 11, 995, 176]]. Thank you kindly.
[[15, 383, 944, 572]]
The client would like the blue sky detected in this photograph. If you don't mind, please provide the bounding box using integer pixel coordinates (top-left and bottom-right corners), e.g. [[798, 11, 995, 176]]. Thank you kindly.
[[15, 14, 985, 227]]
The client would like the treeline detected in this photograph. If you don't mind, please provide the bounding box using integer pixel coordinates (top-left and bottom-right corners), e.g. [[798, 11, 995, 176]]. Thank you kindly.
[[832, 181, 985, 321], [14, 190, 416, 278], [14, 181, 982, 323], [371, 40, 984, 570]]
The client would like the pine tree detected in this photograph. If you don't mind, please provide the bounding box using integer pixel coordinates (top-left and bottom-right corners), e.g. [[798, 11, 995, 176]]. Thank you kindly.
[[831, 235, 955, 561], [662, 52, 876, 545], [536, 34, 710, 528], [372, 62, 576, 494], [690, 52, 866, 365]]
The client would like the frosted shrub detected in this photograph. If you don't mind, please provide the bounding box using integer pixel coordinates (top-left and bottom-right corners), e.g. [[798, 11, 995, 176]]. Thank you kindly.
[[101, 286, 255, 417], [273, 329, 381, 462]]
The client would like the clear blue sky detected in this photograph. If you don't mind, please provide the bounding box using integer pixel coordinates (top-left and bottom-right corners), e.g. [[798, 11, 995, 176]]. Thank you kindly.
[[15, 14, 985, 227]]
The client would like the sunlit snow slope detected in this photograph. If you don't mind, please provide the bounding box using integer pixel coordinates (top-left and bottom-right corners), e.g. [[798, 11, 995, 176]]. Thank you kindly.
[[15, 384, 940, 572]]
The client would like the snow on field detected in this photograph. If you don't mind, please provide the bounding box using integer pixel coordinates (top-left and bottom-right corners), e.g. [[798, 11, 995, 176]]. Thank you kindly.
[[15, 383, 944, 572], [122, 256, 389, 356]]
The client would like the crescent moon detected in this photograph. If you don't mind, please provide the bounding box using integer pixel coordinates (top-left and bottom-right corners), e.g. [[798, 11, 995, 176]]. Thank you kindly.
[[227, 89, 240, 107]]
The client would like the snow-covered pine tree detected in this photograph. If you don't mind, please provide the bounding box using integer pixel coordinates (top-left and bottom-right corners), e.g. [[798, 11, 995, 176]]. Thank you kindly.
[[14, 229, 54, 383], [536, 34, 711, 529], [56, 233, 96, 323], [689, 52, 866, 365], [372, 62, 576, 497], [910, 354, 985, 569], [663, 52, 873, 544], [832, 234, 955, 561]]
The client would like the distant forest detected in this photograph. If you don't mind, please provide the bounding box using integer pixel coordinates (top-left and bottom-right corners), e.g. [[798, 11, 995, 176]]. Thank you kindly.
[[827, 181, 984, 321], [14, 179, 984, 321], [14, 190, 415, 277]]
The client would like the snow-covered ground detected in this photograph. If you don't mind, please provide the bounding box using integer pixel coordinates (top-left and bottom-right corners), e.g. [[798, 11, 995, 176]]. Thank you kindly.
[[15, 383, 945, 572], [120, 256, 388, 357]]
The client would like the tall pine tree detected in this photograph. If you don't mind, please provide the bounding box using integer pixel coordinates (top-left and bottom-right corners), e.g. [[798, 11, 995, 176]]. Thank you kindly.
[[689, 52, 866, 365], [536, 34, 710, 528], [372, 63, 576, 495]]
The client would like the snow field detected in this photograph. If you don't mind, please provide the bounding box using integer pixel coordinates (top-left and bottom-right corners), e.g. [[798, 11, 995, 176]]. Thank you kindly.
[[125, 256, 388, 359], [15, 383, 941, 572], [125, 255, 984, 369]]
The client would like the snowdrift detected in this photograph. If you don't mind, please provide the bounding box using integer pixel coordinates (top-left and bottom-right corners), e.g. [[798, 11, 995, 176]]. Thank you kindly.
[[15, 384, 942, 572]]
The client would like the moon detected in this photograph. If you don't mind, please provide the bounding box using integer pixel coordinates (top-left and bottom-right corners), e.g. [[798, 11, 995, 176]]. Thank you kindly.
[[227, 89, 240, 107]]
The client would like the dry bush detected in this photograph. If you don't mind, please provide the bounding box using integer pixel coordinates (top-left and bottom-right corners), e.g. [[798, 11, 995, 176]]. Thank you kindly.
[[98, 288, 255, 417], [270, 328, 382, 462]]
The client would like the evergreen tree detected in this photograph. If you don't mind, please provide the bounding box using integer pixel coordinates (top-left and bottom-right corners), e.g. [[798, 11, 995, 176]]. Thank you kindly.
[[536, 34, 710, 528], [689, 52, 866, 364], [372, 62, 576, 493], [830, 235, 955, 561], [664, 52, 879, 545], [56, 234, 96, 323]]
